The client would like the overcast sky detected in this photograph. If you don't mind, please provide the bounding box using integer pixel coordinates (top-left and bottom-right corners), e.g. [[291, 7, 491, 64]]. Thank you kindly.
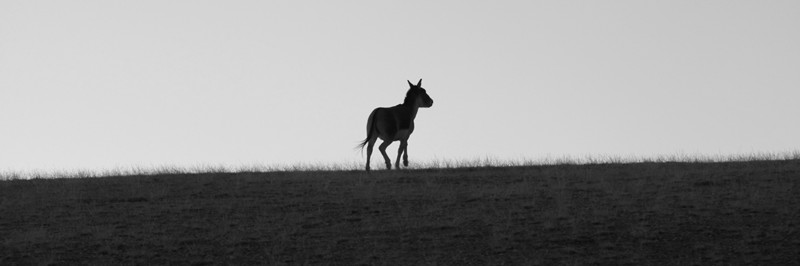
[[2, 1, 798, 173]]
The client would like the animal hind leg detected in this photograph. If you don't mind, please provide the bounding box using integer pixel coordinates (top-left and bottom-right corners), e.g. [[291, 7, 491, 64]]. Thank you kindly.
[[365, 137, 377, 171], [378, 140, 392, 170]]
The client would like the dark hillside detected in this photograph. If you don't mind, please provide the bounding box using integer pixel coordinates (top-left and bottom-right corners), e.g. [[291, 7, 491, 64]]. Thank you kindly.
[[2, 160, 799, 265]]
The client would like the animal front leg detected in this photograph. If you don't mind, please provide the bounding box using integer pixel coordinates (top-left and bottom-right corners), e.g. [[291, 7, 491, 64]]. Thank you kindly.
[[402, 142, 409, 167], [379, 140, 392, 170], [396, 140, 408, 168]]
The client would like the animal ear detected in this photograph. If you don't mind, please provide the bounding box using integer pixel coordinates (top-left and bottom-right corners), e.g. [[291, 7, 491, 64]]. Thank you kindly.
[[407, 80, 414, 87], [417, 79, 422, 87]]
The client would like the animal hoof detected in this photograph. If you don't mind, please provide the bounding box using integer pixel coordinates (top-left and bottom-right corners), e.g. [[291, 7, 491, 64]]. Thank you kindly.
[[403, 160, 409, 167]]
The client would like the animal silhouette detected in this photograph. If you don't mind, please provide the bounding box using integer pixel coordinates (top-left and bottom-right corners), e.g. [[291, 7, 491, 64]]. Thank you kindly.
[[358, 79, 434, 171]]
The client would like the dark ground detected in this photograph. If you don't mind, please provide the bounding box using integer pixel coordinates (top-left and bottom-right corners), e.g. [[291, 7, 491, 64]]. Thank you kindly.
[[2, 160, 799, 265]]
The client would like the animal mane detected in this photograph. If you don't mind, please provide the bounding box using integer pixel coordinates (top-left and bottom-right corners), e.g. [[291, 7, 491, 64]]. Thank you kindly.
[[402, 89, 417, 106]]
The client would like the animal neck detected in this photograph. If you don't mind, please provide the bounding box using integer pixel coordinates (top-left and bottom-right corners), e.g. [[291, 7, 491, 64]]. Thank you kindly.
[[402, 95, 416, 107], [398, 102, 420, 120], [407, 105, 420, 120]]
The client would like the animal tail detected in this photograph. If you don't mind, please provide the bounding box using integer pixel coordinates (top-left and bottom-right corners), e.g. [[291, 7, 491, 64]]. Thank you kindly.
[[356, 109, 378, 151]]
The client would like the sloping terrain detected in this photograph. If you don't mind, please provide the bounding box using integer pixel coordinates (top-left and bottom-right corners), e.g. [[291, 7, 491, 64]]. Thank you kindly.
[[2, 160, 799, 265]]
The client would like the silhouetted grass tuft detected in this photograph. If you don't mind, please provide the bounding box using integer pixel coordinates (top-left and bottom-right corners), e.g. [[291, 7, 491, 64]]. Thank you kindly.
[[2, 151, 799, 180]]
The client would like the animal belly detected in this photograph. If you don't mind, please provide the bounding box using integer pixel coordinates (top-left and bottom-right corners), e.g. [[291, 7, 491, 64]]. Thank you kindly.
[[381, 129, 412, 141], [394, 129, 411, 140]]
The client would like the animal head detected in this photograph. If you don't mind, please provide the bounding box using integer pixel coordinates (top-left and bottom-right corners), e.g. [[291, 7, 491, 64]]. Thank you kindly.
[[405, 79, 434, 108]]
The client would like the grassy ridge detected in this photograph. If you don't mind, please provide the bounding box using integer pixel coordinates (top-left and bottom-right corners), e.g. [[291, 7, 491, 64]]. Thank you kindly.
[[4, 151, 799, 180], [2, 159, 800, 264]]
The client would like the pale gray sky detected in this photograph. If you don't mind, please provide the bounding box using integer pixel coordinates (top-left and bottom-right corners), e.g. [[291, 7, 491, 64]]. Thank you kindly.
[[2, 1, 799, 172]]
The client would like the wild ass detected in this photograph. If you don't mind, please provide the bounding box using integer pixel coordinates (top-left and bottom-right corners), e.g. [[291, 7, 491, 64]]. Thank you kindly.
[[358, 79, 434, 171]]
